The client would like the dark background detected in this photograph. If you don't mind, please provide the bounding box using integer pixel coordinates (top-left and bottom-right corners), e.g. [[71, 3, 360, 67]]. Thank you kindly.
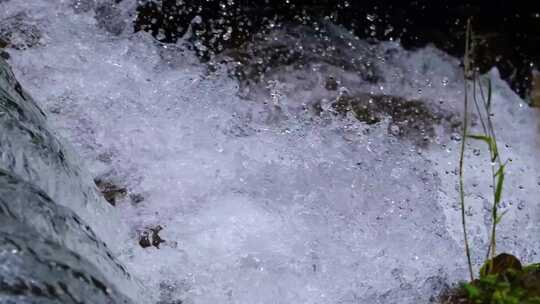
[[134, 0, 540, 99]]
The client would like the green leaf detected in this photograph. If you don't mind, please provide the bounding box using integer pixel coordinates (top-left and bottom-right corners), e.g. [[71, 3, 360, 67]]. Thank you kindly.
[[467, 133, 501, 161], [468, 134, 499, 160], [463, 283, 481, 299], [495, 209, 509, 224], [467, 134, 492, 143], [487, 79, 492, 110]]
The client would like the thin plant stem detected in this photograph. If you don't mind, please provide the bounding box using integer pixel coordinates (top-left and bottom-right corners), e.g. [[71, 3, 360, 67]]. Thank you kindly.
[[477, 77, 503, 262], [460, 18, 474, 282]]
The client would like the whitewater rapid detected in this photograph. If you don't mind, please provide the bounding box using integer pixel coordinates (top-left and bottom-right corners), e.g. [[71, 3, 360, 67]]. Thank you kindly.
[[2, 1, 539, 303]]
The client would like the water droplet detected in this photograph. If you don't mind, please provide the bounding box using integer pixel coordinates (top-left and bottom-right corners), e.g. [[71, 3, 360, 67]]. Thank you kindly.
[[442, 77, 449, 87], [450, 133, 461, 141]]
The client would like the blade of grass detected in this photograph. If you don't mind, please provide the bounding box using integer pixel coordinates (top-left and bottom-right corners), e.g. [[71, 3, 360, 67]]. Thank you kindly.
[[460, 18, 474, 282]]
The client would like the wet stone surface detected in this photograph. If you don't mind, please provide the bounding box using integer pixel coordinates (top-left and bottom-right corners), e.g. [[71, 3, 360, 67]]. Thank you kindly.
[[325, 94, 460, 147], [138, 225, 166, 249], [133, 1, 540, 99], [215, 22, 382, 87]]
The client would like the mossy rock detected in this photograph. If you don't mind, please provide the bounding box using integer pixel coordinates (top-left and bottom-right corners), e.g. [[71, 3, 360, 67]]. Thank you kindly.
[[323, 93, 458, 147], [440, 254, 540, 304]]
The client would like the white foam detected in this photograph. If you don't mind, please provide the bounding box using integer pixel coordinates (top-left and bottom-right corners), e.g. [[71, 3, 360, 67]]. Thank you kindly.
[[3, 1, 540, 303]]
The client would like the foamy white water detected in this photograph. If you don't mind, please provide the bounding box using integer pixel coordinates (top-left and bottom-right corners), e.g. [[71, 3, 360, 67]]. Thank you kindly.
[[2, 1, 539, 303]]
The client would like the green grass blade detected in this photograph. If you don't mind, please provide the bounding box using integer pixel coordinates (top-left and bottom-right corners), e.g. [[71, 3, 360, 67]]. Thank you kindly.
[[467, 134, 499, 161], [486, 78, 492, 110], [494, 164, 505, 204], [495, 209, 509, 225]]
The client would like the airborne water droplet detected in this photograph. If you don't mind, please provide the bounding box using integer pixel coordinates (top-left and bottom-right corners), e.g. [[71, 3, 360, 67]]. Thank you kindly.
[[442, 77, 449, 86]]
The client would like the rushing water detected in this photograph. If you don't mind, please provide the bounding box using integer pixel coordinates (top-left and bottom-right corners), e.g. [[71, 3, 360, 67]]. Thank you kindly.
[[1, 1, 540, 303], [0, 57, 144, 302]]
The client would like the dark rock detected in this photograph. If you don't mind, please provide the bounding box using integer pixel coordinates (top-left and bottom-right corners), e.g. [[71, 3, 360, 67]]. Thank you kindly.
[[132, 1, 540, 99], [138, 225, 166, 249], [0, 50, 9, 60], [138, 231, 151, 248], [150, 225, 166, 249], [329, 94, 458, 147], [216, 22, 382, 89], [479, 253, 522, 277]]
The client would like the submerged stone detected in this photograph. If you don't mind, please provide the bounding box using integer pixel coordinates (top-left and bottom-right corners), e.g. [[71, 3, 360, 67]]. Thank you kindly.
[[326, 93, 459, 147]]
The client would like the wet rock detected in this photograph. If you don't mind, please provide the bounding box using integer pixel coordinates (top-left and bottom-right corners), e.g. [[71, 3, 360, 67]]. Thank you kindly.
[[479, 253, 522, 277], [94, 178, 127, 206], [216, 22, 382, 87], [138, 230, 151, 248], [0, 50, 9, 60], [0, 13, 42, 50], [138, 225, 166, 249], [133, 1, 540, 98], [329, 94, 458, 147], [150, 225, 166, 249]]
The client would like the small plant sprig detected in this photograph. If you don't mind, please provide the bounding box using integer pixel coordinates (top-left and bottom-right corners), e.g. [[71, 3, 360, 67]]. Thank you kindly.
[[459, 18, 508, 281], [445, 18, 540, 304]]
